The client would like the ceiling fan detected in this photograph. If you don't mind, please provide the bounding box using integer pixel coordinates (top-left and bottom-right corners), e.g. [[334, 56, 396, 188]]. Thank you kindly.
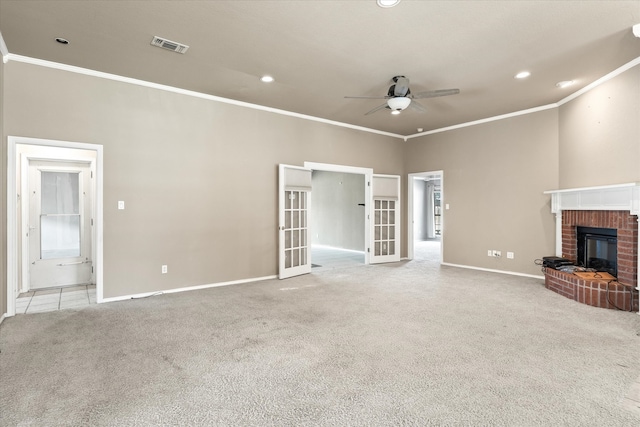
[[345, 76, 460, 115]]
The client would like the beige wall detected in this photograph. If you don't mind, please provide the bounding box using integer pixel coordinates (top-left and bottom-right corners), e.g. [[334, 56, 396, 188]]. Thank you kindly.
[[3, 61, 402, 299], [2, 59, 639, 311], [404, 110, 560, 276], [559, 65, 640, 188], [311, 171, 365, 251]]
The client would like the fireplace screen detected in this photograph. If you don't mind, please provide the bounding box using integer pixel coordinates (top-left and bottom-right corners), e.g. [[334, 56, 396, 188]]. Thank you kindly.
[[576, 226, 617, 277]]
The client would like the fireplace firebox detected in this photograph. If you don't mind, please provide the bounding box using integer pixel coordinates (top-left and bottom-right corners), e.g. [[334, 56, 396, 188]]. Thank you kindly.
[[576, 226, 617, 277]]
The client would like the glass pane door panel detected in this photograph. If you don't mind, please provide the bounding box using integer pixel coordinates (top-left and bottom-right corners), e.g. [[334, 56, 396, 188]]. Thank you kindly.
[[373, 198, 396, 257], [41, 215, 81, 259], [282, 190, 308, 271], [41, 171, 80, 215]]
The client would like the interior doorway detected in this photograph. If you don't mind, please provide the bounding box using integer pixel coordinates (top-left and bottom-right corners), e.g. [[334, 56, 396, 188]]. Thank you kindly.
[[408, 171, 443, 262], [7, 136, 104, 317], [304, 162, 373, 270], [27, 160, 93, 290]]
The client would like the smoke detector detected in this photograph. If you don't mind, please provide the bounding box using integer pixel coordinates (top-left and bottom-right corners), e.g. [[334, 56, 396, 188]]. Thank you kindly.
[[150, 36, 189, 54]]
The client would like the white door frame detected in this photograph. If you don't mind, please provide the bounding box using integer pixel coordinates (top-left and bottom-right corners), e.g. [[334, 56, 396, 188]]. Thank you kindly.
[[7, 136, 104, 317], [407, 171, 444, 262], [304, 162, 373, 265]]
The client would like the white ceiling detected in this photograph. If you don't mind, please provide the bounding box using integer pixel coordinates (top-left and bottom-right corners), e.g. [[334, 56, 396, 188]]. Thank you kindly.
[[1, 0, 639, 136]]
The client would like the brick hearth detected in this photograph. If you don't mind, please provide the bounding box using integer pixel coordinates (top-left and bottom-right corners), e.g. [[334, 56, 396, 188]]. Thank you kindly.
[[545, 268, 638, 311]]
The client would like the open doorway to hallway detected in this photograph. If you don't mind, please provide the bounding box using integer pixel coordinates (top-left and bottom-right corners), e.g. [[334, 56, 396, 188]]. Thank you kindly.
[[408, 171, 443, 262], [310, 170, 366, 270], [303, 162, 373, 271]]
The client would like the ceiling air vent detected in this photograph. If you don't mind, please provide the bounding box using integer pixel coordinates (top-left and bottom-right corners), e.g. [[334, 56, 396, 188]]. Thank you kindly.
[[150, 36, 189, 54]]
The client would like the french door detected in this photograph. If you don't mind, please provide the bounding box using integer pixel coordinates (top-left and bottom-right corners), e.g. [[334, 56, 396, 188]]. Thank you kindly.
[[28, 160, 93, 289], [278, 164, 312, 279], [370, 174, 401, 264]]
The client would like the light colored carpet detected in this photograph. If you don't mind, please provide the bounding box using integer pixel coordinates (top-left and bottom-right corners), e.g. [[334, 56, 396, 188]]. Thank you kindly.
[[1, 260, 639, 426]]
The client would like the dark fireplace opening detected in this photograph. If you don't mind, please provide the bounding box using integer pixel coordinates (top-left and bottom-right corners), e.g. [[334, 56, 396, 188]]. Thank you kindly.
[[576, 226, 617, 277]]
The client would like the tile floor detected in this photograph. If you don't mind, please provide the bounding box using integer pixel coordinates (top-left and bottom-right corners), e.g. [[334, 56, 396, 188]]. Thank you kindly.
[[15, 284, 96, 314], [311, 246, 365, 271], [310, 240, 441, 271]]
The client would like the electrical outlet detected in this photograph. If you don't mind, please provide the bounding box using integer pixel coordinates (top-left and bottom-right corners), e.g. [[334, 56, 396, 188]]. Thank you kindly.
[[161, 265, 168, 274], [118, 201, 125, 210], [507, 252, 514, 259], [492, 250, 501, 257]]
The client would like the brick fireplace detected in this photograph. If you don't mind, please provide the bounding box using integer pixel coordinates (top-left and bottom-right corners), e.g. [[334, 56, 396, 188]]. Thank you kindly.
[[545, 184, 640, 312], [561, 210, 637, 288]]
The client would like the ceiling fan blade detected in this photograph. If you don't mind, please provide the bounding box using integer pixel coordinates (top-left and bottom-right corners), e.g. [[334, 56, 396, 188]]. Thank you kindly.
[[408, 100, 427, 113], [411, 88, 460, 99], [344, 95, 390, 99], [364, 103, 389, 115]]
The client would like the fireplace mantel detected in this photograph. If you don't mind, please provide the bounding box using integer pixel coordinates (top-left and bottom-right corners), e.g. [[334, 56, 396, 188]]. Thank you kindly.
[[544, 183, 640, 215], [544, 183, 640, 300]]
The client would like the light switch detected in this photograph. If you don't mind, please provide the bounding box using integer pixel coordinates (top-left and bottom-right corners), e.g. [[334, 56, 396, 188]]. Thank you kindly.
[[445, 204, 450, 210], [118, 201, 125, 210]]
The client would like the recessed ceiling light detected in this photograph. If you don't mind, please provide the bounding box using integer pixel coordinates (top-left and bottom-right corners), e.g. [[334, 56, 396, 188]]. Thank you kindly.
[[260, 75, 274, 83], [556, 80, 574, 88], [55, 37, 69, 45], [377, 0, 401, 8], [391, 110, 401, 115], [515, 71, 530, 79]]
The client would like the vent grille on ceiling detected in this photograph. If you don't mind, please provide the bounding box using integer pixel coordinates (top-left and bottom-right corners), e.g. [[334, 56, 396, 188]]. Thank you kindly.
[[150, 36, 189, 54]]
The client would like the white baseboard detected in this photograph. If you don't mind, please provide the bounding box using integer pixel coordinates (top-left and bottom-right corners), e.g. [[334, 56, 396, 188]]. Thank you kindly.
[[0, 313, 6, 325], [312, 244, 365, 255], [100, 274, 278, 303], [441, 262, 544, 280]]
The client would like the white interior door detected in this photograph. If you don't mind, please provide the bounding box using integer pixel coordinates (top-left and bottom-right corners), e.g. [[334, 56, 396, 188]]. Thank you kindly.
[[370, 174, 401, 264], [28, 160, 93, 289], [279, 164, 312, 279]]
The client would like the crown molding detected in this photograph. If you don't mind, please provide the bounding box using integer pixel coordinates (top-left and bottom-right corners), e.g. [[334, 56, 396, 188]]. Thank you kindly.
[[556, 56, 640, 106], [4, 53, 405, 140], [0, 30, 9, 63], [4, 51, 639, 140], [405, 55, 640, 140], [405, 104, 558, 139]]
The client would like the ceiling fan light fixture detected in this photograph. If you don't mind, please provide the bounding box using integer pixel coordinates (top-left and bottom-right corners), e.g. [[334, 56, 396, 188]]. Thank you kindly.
[[391, 110, 401, 115], [387, 96, 411, 111], [377, 0, 401, 8]]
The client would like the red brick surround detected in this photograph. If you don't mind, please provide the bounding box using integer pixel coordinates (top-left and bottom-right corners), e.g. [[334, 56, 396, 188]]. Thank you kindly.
[[545, 268, 638, 311], [561, 210, 637, 289], [544, 210, 639, 311]]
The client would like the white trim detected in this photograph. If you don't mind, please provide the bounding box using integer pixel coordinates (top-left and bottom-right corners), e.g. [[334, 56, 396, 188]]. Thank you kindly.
[[0, 30, 8, 63], [311, 244, 365, 255], [405, 55, 640, 139], [4, 52, 639, 140], [405, 104, 557, 139], [5, 54, 404, 140], [0, 314, 5, 325], [101, 275, 277, 303], [543, 182, 638, 194], [544, 182, 640, 215], [556, 57, 640, 106], [441, 262, 544, 280], [7, 137, 104, 317], [304, 162, 373, 265]]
